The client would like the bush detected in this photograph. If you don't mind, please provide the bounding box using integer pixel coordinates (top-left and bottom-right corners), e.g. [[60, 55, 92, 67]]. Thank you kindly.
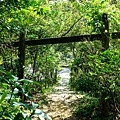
[[0, 67, 52, 120], [74, 95, 100, 119], [70, 47, 120, 117]]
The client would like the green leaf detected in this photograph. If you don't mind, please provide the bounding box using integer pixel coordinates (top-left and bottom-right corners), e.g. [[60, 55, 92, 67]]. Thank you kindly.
[[32, 102, 38, 110], [0, 106, 3, 112], [34, 109, 52, 120], [22, 112, 28, 118], [12, 102, 30, 109], [19, 79, 33, 83], [0, 92, 7, 104]]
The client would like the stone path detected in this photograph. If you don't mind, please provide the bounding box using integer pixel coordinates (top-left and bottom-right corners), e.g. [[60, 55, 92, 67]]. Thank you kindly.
[[41, 67, 84, 120]]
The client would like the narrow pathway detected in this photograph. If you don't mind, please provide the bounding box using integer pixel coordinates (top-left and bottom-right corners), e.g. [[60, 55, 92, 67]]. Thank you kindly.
[[41, 67, 84, 120]]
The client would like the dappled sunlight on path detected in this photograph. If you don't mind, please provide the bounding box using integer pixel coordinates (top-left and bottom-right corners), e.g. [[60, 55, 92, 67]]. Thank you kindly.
[[41, 67, 84, 120]]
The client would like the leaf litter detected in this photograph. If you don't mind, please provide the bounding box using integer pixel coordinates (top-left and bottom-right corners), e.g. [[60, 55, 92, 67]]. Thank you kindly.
[[32, 68, 84, 120]]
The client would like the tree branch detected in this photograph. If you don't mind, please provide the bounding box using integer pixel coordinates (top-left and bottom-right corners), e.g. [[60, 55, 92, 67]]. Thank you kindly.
[[61, 16, 83, 37]]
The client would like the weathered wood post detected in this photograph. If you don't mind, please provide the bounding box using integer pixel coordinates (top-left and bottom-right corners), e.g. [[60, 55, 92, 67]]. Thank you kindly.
[[101, 13, 110, 51], [17, 32, 25, 101], [18, 32, 25, 79], [101, 13, 110, 117]]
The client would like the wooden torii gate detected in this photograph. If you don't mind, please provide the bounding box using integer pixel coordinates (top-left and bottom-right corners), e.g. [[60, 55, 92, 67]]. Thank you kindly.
[[12, 13, 120, 80]]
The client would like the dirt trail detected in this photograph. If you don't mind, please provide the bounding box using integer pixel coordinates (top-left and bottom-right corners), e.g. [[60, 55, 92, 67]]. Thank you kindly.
[[40, 68, 83, 120]]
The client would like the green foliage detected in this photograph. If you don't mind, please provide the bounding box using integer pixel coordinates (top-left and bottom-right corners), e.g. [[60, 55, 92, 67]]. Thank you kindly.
[[70, 41, 102, 93], [0, 0, 120, 119], [88, 49, 120, 96], [74, 95, 115, 120], [1, 0, 120, 76], [82, 0, 118, 32], [70, 44, 120, 117], [25, 45, 60, 92], [74, 95, 100, 119], [0, 67, 52, 120]]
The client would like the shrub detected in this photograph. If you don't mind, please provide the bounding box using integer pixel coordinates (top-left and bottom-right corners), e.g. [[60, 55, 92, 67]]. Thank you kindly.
[[74, 95, 100, 119], [70, 47, 120, 117], [0, 67, 52, 120]]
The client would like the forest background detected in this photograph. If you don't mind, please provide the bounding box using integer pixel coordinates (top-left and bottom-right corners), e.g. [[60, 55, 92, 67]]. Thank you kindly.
[[0, 0, 120, 119]]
